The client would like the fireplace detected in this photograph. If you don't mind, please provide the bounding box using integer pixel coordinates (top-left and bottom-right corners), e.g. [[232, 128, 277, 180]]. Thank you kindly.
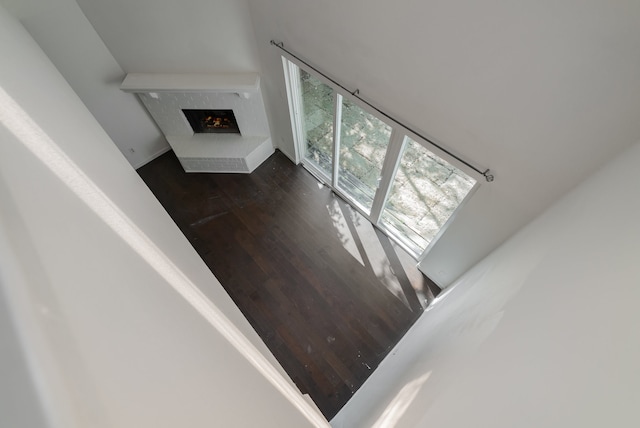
[[125, 72, 274, 173], [183, 109, 240, 134]]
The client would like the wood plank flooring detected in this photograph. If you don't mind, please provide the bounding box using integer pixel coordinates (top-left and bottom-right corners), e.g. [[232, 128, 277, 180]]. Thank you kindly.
[[137, 150, 440, 419]]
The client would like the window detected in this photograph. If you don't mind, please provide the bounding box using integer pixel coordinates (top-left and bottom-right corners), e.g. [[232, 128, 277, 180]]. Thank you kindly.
[[337, 98, 392, 213], [283, 57, 477, 259], [380, 136, 476, 255], [298, 69, 334, 178]]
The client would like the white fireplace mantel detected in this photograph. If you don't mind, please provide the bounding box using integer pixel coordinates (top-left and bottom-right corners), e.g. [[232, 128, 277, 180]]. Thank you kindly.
[[121, 72, 273, 173], [120, 72, 260, 96]]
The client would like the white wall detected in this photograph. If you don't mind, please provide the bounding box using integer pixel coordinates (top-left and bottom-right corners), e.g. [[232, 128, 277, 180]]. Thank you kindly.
[[332, 140, 640, 427], [75, 0, 261, 74], [0, 7, 321, 427], [0, 0, 169, 168], [248, 0, 640, 285], [0, 271, 50, 428]]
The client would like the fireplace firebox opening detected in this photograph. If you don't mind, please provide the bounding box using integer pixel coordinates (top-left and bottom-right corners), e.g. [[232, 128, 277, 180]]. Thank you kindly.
[[183, 109, 241, 134]]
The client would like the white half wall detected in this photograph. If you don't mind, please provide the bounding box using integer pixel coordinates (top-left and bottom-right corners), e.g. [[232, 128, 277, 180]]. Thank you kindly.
[[332, 140, 640, 427], [0, 7, 322, 427]]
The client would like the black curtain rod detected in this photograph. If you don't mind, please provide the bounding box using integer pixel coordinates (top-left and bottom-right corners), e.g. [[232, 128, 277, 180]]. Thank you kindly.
[[270, 40, 494, 182]]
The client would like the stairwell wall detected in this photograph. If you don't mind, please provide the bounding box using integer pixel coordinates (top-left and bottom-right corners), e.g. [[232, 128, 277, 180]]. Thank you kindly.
[[332, 139, 640, 427], [0, 6, 319, 427]]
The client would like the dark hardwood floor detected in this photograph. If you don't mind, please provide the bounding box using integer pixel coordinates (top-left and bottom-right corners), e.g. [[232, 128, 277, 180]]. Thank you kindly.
[[137, 150, 440, 419]]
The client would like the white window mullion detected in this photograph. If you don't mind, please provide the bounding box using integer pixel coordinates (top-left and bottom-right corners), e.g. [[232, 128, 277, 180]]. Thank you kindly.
[[369, 130, 405, 224], [282, 57, 305, 164], [331, 93, 343, 188]]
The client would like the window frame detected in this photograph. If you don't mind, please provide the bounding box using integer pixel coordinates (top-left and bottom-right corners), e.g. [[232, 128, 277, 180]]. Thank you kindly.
[[282, 54, 481, 260]]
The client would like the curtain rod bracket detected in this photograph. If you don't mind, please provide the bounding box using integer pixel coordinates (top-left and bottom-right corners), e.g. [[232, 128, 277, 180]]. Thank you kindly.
[[482, 170, 494, 182]]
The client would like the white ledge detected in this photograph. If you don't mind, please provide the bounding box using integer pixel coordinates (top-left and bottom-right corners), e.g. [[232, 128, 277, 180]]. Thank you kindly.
[[166, 134, 274, 174], [120, 72, 260, 93]]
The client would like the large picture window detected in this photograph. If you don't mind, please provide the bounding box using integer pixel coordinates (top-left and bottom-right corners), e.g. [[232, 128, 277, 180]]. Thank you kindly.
[[283, 57, 478, 259]]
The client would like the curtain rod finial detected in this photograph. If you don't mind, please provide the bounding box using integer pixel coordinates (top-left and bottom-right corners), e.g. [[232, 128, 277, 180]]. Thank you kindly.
[[483, 170, 494, 182]]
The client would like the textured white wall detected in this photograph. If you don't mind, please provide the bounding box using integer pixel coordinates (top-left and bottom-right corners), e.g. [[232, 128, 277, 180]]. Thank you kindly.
[[333, 140, 640, 427]]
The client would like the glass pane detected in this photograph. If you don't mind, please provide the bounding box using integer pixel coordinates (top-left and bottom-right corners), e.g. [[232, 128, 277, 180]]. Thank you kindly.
[[337, 98, 392, 212], [299, 69, 334, 177], [381, 137, 476, 254]]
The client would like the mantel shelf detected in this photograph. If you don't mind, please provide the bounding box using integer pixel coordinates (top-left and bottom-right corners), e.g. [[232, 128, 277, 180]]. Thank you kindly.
[[120, 72, 260, 94]]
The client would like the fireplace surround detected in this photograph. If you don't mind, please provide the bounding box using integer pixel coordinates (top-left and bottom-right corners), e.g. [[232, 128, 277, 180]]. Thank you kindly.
[[183, 109, 240, 134], [121, 73, 273, 173]]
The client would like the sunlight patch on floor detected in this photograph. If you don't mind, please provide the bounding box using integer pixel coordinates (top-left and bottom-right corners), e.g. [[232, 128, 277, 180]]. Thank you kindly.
[[326, 198, 365, 266], [326, 194, 423, 309]]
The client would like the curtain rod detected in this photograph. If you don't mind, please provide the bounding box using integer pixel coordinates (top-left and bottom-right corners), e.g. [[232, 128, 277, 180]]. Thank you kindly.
[[270, 40, 494, 182]]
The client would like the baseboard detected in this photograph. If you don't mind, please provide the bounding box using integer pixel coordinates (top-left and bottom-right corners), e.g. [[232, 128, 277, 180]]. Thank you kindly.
[[133, 145, 171, 169]]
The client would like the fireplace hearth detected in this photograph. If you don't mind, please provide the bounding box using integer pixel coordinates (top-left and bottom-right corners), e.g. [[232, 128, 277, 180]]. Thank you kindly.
[[183, 109, 240, 134]]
